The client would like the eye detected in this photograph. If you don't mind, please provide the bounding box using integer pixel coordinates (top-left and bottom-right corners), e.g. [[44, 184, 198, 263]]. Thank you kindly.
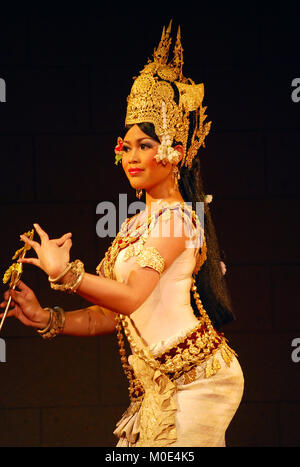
[[123, 145, 130, 153], [140, 143, 152, 150]]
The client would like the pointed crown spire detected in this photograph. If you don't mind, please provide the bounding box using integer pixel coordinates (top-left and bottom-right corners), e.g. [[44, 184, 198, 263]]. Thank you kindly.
[[153, 20, 173, 65]]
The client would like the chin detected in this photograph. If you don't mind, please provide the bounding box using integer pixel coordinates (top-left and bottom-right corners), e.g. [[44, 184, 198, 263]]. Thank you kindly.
[[128, 182, 141, 190]]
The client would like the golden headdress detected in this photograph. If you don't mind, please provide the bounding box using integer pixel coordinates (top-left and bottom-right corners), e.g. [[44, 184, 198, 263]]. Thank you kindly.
[[125, 21, 212, 169]]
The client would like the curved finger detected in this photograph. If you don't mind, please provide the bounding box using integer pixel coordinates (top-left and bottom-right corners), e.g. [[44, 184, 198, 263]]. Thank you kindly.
[[0, 296, 16, 310], [3, 290, 11, 301], [17, 257, 40, 268], [55, 232, 72, 246], [20, 235, 40, 251], [0, 307, 16, 319], [33, 223, 49, 241], [61, 238, 72, 250], [15, 280, 31, 292], [0, 300, 12, 308]]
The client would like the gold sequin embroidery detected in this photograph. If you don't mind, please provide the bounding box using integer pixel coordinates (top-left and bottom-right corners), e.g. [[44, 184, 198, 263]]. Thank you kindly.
[[135, 246, 165, 274]]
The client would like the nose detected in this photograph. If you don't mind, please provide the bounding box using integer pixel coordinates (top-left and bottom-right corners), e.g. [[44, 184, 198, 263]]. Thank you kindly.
[[128, 147, 140, 164]]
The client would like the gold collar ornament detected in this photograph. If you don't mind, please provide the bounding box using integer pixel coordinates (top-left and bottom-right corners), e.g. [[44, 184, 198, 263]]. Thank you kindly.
[[124, 21, 212, 169], [0, 230, 34, 333]]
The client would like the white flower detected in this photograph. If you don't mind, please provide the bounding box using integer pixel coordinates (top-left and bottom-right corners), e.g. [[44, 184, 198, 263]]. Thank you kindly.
[[204, 194, 213, 203], [155, 144, 180, 165], [220, 261, 227, 275]]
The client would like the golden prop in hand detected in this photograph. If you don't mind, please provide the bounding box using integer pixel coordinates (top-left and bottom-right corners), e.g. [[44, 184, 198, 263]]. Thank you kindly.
[[0, 230, 34, 333]]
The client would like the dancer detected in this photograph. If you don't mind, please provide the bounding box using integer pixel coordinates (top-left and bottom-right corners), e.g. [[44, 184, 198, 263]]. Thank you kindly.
[[0, 22, 244, 447]]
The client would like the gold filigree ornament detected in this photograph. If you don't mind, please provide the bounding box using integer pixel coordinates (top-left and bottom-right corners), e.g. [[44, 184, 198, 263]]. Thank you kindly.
[[0, 229, 34, 333], [125, 21, 212, 169]]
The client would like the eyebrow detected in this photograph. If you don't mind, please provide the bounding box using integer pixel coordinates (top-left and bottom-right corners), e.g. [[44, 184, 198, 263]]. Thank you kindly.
[[123, 137, 155, 145]]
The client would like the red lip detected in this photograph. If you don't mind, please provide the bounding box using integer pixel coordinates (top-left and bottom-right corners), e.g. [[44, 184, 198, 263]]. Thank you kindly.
[[128, 168, 144, 175]]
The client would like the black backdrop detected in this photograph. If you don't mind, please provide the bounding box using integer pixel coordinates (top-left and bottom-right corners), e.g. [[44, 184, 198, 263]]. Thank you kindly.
[[0, 1, 299, 447]]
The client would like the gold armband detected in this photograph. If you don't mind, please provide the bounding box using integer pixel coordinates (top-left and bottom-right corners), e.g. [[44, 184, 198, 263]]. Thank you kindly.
[[136, 246, 165, 274]]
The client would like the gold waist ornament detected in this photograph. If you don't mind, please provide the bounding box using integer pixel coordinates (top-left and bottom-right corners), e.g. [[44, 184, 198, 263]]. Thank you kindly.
[[115, 277, 237, 403]]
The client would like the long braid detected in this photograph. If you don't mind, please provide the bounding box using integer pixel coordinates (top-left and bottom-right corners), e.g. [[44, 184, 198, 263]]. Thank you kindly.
[[179, 158, 235, 329]]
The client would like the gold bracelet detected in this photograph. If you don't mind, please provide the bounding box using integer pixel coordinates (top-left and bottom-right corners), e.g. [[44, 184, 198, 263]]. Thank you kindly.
[[48, 263, 72, 283], [37, 306, 65, 339], [37, 308, 54, 335], [70, 270, 85, 293], [50, 260, 85, 294]]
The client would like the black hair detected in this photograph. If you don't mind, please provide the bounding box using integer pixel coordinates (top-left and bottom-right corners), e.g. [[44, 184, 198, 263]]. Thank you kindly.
[[123, 122, 236, 329]]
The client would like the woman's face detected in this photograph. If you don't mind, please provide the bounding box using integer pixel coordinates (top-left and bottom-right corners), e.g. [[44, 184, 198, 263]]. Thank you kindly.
[[121, 124, 174, 192]]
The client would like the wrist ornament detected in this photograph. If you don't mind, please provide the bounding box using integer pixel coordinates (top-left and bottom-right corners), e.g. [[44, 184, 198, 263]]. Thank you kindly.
[[48, 260, 85, 294], [37, 306, 65, 339]]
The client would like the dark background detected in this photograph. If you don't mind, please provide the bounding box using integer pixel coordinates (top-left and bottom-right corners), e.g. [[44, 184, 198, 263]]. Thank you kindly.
[[0, 1, 299, 447]]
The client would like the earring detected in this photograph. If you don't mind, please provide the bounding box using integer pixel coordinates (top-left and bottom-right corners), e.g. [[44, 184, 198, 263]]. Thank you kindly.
[[172, 166, 180, 190], [136, 189, 143, 199]]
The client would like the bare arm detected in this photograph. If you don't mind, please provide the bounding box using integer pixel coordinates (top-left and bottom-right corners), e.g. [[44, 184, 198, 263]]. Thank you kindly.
[[0, 282, 116, 336], [61, 211, 187, 316], [18, 210, 189, 317], [61, 305, 116, 336], [74, 268, 160, 316]]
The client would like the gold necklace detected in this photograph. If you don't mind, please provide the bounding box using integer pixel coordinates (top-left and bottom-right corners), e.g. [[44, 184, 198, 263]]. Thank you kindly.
[[97, 201, 206, 280]]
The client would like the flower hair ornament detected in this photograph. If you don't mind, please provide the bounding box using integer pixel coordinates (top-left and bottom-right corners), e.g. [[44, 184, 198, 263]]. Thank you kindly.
[[154, 101, 181, 166], [204, 194, 213, 204], [114, 137, 124, 165]]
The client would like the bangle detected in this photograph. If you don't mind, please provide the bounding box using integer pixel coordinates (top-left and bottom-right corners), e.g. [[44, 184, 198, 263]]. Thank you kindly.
[[37, 308, 54, 335], [37, 306, 65, 339], [49, 260, 85, 294], [48, 263, 72, 283]]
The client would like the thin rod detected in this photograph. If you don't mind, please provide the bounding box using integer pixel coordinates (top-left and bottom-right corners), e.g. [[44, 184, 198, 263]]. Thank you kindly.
[[0, 295, 12, 333], [0, 284, 17, 334]]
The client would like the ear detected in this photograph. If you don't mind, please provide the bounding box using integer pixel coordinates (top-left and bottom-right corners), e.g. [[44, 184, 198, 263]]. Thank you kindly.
[[173, 144, 184, 163]]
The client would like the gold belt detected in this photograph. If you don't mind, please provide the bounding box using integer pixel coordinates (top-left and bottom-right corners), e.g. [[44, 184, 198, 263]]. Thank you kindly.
[[116, 314, 237, 402], [154, 319, 236, 380]]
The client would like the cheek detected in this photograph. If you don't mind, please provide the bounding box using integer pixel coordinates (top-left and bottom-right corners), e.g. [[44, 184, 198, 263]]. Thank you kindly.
[[143, 150, 159, 170], [121, 155, 127, 171], [144, 154, 170, 181], [147, 157, 159, 171]]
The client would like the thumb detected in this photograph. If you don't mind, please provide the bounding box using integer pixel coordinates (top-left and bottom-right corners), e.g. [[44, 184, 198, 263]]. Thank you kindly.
[[61, 238, 72, 250], [56, 232, 72, 246], [9, 289, 25, 306]]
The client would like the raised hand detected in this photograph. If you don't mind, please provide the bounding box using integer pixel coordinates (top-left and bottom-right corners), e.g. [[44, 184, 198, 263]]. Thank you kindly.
[[18, 223, 73, 278]]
